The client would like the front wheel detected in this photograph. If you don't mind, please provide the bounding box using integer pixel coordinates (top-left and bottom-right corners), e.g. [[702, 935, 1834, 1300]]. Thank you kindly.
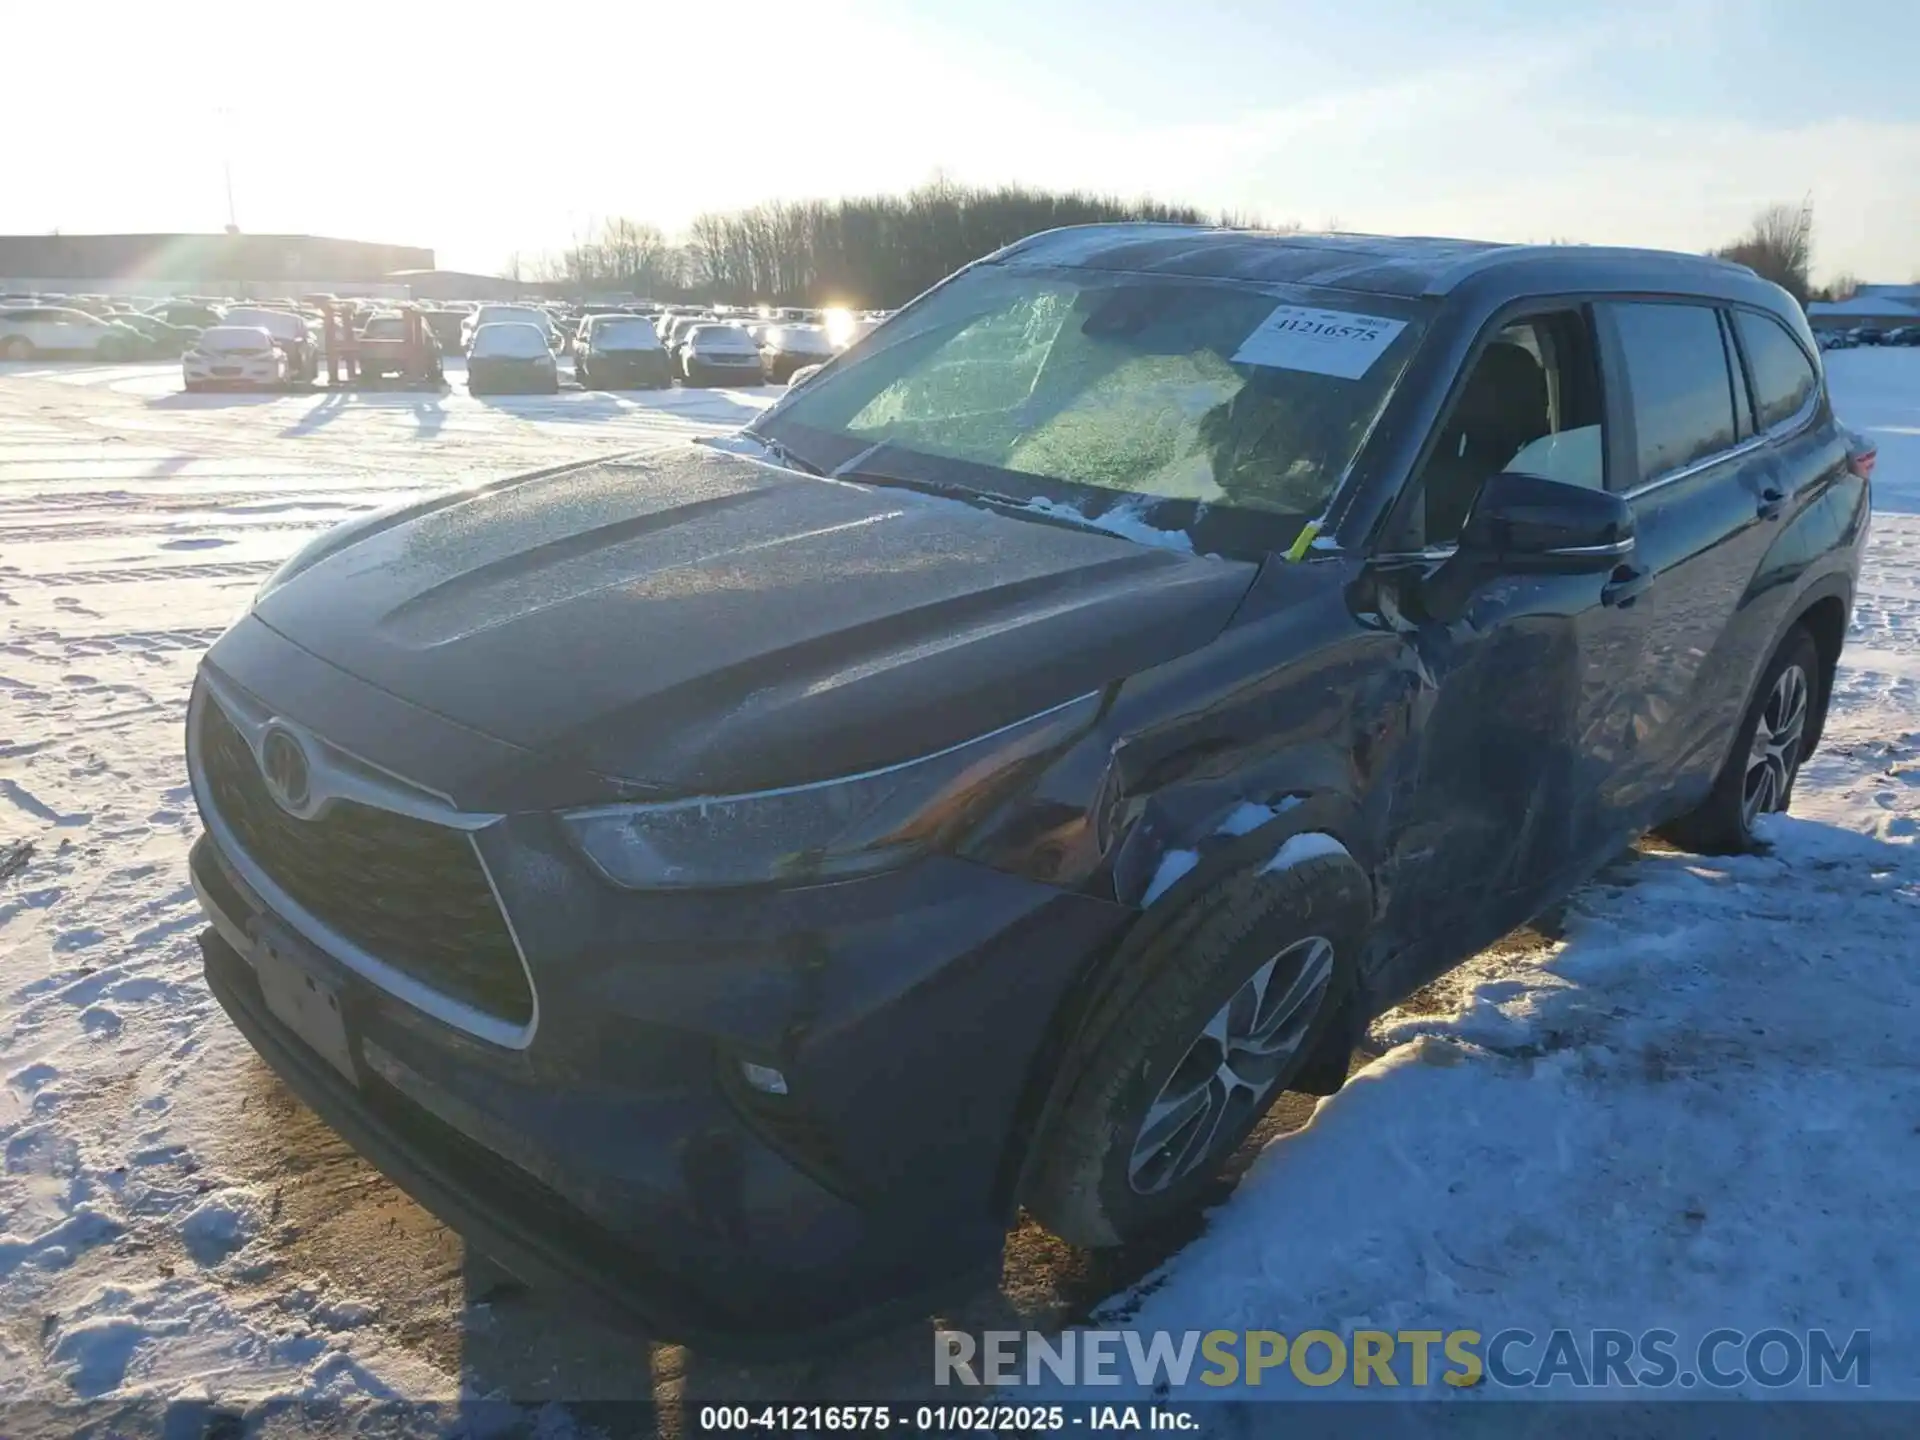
[[1024, 846, 1368, 1247], [1662, 625, 1821, 854]]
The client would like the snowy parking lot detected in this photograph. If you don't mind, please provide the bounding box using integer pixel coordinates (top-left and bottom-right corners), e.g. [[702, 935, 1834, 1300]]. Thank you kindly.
[[1, 351, 1917, 1425]]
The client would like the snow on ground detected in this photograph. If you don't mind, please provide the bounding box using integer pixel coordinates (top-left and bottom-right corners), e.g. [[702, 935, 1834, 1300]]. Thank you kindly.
[[0, 361, 776, 1425], [0, 349, 1917, 1425], [1066, 347, 1920, 1411]]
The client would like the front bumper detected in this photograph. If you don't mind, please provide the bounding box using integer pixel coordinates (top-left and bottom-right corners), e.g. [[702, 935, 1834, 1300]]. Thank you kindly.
[[468, 359, 557, 392], [186, 650, 1132, 1351], [684, 359, 765, 386], [583, 353, 670, 386], [185, 363, 282, 387]]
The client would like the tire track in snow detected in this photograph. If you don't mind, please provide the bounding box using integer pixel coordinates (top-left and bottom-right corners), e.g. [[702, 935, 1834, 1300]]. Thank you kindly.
[[11, 561, 277, 587]]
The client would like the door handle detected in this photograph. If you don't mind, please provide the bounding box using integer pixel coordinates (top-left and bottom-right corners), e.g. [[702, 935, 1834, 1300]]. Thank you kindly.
[[1757, 485, 1788, 521], [1601, 563, 1653, 609]]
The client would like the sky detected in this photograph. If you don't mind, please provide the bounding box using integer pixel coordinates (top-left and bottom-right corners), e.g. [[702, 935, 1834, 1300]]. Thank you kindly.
[[8, 0, 1918, 283]]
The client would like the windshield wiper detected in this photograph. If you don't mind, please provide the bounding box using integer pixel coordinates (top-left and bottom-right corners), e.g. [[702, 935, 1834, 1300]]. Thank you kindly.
[[741, 431, 823, 476], [830, 464, 1134, 540]]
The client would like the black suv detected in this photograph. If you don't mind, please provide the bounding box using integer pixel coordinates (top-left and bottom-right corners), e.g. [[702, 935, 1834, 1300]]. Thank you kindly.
[[187, 226, 1869, 1353]]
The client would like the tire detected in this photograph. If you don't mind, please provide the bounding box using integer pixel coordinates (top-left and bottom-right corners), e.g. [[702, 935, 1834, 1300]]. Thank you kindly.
[[1024, 846, 1370, 1247], [2, 336, 34, 360], [1661, 625, 1821, 854]]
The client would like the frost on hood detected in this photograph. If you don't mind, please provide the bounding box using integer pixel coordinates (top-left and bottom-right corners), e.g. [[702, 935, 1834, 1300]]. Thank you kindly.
[[1020, 496, 1195, 554]]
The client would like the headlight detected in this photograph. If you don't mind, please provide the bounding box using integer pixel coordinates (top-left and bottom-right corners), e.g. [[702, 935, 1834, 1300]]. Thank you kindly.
[[562, 691, 1101, 889]]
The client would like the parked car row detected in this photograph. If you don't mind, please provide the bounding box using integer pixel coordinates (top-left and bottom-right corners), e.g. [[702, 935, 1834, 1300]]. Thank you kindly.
[[0, 306, 162, 361], [1, 287, 889, 395], [1818, 324, 1920, 349], [464, 309, 861, 393]]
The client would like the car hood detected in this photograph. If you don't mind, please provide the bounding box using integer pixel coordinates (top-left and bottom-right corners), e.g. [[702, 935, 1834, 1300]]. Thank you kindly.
[[251, 445, 1258, 796]]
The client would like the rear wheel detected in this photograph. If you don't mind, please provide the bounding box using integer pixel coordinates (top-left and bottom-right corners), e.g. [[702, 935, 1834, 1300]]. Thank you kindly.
[[2, 336, 34, 360], [1662, 625, 1820, 854], [1024, 846, 1368, 1246]]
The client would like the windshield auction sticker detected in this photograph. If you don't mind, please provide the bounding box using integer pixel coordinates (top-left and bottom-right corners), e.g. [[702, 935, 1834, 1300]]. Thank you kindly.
[[1231, 304, 1408, 379]]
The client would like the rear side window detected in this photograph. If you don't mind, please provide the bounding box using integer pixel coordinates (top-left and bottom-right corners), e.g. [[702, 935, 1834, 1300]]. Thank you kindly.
[[1607, 302, 1737, 485], [1732, 310, 1818, 431]]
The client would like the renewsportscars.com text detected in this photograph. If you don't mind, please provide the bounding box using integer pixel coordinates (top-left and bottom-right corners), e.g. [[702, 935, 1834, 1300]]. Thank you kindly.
[[935, 1327, 1871, 1391]]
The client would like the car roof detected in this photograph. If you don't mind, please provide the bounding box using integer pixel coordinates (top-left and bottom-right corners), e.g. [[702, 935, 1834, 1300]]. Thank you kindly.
[[990, 224, 1771, 305]]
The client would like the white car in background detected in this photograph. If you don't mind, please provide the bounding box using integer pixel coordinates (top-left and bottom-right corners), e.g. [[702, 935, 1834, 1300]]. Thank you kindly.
[[220, 306, 320, 383], [460, 304, 557, 354], [0, 306, 139, 361], [182, 326, 289, 391]]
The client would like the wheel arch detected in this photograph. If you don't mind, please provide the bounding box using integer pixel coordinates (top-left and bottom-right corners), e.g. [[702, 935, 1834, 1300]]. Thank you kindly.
[[993, 786, 1377, 1220], [1793, 585, 1850, 757]]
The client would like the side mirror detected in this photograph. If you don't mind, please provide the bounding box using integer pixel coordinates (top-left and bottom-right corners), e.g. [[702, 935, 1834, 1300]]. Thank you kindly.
[[1456, 471, 1634, 574]]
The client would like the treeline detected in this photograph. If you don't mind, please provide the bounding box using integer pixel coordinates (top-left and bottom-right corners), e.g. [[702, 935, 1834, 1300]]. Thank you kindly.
[[528, 185, 1870, 312], [525, 181, 1263, 306]]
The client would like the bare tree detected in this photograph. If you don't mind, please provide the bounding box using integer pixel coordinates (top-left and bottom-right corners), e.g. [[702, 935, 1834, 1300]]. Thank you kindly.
[[1715, 199, 1815, 304], [505, 183, 1283, 307]]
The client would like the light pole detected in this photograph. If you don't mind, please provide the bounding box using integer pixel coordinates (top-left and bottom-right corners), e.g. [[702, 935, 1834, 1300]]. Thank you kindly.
[[217, 106, 239, 233]]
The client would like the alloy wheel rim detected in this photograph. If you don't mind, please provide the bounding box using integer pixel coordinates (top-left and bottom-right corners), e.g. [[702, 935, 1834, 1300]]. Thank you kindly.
[[1126, 936, 1335, 1196], [1742, 663, 1809, 828]]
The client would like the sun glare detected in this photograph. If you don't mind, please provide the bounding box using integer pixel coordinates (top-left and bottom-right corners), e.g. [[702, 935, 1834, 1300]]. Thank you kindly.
[[822, 307, 859, 349]]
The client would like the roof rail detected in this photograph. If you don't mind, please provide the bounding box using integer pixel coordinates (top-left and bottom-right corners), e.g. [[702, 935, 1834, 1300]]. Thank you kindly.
[[1427, 243, 1754, 295]]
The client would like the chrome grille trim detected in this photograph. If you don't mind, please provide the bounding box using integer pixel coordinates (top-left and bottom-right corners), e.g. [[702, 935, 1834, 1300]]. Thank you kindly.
[[187, 670, 540, 1050]]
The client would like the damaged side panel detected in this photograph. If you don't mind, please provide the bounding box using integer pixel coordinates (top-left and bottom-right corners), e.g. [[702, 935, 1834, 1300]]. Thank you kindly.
[[1357, 564, 1637, 1005], [977, 545, 1648, 1020]]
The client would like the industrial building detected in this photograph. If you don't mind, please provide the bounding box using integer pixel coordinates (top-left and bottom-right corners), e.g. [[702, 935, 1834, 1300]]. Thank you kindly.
[[1806, 283, 1920, 332], [0, 233, 434, 300]]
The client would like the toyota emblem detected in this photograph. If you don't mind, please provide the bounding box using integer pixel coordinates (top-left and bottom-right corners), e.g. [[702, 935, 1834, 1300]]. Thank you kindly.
[[260, 726, 312, 813]]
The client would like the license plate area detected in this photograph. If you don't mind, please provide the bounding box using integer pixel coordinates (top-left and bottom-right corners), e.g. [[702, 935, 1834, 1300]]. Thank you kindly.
[[251, 919, 359, 1086]]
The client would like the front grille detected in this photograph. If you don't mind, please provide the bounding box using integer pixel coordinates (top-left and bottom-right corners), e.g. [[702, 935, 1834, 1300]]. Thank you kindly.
[[196, 698, 533, 1028]]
